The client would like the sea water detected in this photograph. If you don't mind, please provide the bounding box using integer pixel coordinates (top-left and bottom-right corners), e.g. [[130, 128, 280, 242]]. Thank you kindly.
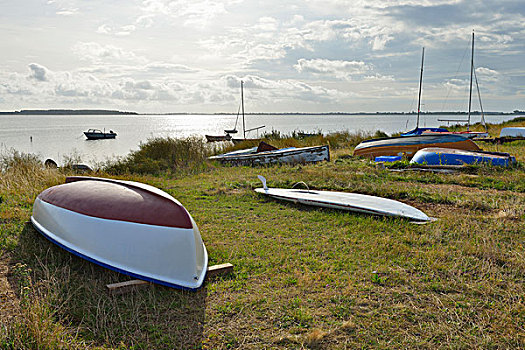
[[0, 113, 516, 166]]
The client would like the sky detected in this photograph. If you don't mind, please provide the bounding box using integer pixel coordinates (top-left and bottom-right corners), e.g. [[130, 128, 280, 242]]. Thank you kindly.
[[0, 0, 524, 114]]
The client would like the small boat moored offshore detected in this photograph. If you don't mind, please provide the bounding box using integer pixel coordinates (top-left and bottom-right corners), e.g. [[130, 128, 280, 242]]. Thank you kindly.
[[209, 142, 330, 166], [84, 128, 117, 140], [31, 176, 208, 290], [255, 176, 431, 222], [353, 134, 480, 159], [205, 134, 232, 142], [410, 147, 516, 167]]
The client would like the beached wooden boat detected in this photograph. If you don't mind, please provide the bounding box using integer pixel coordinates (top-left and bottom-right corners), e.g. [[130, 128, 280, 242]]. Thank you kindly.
[[353, 134, 480, 159], [255, 176, 430, 222], [84, 129, 117, 140], [31, 176, 208, 290], [410, 147, 516, 167], [209, 143, 330, 166]]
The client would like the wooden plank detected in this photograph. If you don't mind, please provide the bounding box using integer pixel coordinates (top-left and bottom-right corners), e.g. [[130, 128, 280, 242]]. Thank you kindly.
[[207, 263, 234, 279], [106, 279, 149, 295], [106, 263, 233, 294]]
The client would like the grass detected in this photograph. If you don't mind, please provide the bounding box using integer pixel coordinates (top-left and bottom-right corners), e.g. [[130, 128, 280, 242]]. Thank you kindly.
[[0, 120, 524, 349]]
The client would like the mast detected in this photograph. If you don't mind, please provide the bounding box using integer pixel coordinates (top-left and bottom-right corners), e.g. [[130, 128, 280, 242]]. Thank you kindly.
[[416, 47, 425, 129], [241, 80, 245, 139], [467, 31, 474, 131]]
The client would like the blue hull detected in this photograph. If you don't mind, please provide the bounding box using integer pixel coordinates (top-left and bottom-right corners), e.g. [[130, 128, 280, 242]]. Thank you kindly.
[[410, 148, 516, 167]]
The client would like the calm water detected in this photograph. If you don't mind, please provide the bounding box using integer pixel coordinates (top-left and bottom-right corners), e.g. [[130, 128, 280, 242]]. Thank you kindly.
[[0, 113, 516, 166]]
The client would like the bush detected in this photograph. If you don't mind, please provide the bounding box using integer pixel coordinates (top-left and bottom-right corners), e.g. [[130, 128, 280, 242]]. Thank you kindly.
[[104, 136, 214, 176]]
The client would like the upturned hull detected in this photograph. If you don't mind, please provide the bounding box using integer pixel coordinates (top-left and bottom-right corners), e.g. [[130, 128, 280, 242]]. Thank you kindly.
[[410, 147, 516, 167], [255, 188, 430, 222], [31, 177, 208, 290], [210, 145, 330, 166], [353, 134, 480, 159]]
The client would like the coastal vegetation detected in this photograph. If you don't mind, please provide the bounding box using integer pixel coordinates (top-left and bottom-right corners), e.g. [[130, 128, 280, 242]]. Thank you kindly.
[[0, 118, 524, 349]]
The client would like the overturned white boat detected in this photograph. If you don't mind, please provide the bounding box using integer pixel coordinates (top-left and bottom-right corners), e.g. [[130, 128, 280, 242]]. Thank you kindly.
[[255, 176, 431, 222], [31, 176, 208, 290], [209, 142, 330, 166]]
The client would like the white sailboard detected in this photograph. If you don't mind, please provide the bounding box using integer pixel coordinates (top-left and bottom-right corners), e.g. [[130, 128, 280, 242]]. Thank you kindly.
[[255, 176, 431, 222]]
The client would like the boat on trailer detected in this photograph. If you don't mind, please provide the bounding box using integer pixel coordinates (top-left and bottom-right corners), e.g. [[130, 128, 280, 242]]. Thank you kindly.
[[209, 142, 330, 166], [84, 129, 117, 140], [255, 176, 431, 222], [410, 147, 516, 167], [353, 134, 480, 159], [31, 176, 208, 290]]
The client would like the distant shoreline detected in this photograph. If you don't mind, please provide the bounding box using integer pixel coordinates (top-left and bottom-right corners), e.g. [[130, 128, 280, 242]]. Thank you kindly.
[[0, 109, 523, 116]]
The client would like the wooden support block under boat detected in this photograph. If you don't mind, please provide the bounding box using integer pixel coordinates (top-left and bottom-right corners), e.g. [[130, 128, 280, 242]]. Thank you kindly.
[[106, 280, 150, 295], [106, 263, 234, 294], [206, 263, 234, 279]]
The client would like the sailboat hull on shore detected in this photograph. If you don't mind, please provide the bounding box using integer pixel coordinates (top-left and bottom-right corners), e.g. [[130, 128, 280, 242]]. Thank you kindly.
[[353, 134, 480, 159]]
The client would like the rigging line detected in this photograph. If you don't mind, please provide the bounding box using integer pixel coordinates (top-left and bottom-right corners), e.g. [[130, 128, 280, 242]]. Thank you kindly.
[[233, 104, 241, 129], [473, 68, 487, 131], [440, 36, 472, 113]]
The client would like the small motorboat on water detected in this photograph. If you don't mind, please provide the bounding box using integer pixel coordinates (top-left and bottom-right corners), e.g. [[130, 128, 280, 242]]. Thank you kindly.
[[31, 176, 208, 290], [84, 129, 117, 140], [410, 147, 516, 167], [353, 134, 480, 159], [255, 176, 431, 222], [209, 141, 330, 166]]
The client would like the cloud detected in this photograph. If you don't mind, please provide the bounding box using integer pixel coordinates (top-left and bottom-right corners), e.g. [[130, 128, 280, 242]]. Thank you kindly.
[[139, 0, 242, 27], [294, 58, 373, 80], [28, 63, 49, 82], [96, 24, 137, 36], [56, 8, 78, 16], [72, 42, 147, 64]]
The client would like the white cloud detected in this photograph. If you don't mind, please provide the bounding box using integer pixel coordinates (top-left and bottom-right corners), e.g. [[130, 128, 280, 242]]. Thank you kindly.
[[139, 0, 242, 27], [28, 63, 50, 82], [72, 42, 147, 64], [294, 59, 373, 80], [56, 8, 78, 16]]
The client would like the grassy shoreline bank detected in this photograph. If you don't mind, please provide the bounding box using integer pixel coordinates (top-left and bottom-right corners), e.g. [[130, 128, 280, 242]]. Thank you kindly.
[[1, 118, 524, 349]]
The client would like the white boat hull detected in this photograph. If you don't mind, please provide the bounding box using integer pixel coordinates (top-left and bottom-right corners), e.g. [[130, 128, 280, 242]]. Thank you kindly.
[[31, 177, 208, 290]]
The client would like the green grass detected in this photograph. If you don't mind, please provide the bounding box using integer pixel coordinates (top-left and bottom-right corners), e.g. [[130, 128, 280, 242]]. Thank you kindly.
[[1, 120, 524, 349]]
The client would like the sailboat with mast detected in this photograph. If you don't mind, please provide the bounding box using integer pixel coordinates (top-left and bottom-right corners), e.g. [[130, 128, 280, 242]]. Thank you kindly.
[[231, 80, 265, 144], [424, 31, 489, 139], [402, 47, 448, 136]]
